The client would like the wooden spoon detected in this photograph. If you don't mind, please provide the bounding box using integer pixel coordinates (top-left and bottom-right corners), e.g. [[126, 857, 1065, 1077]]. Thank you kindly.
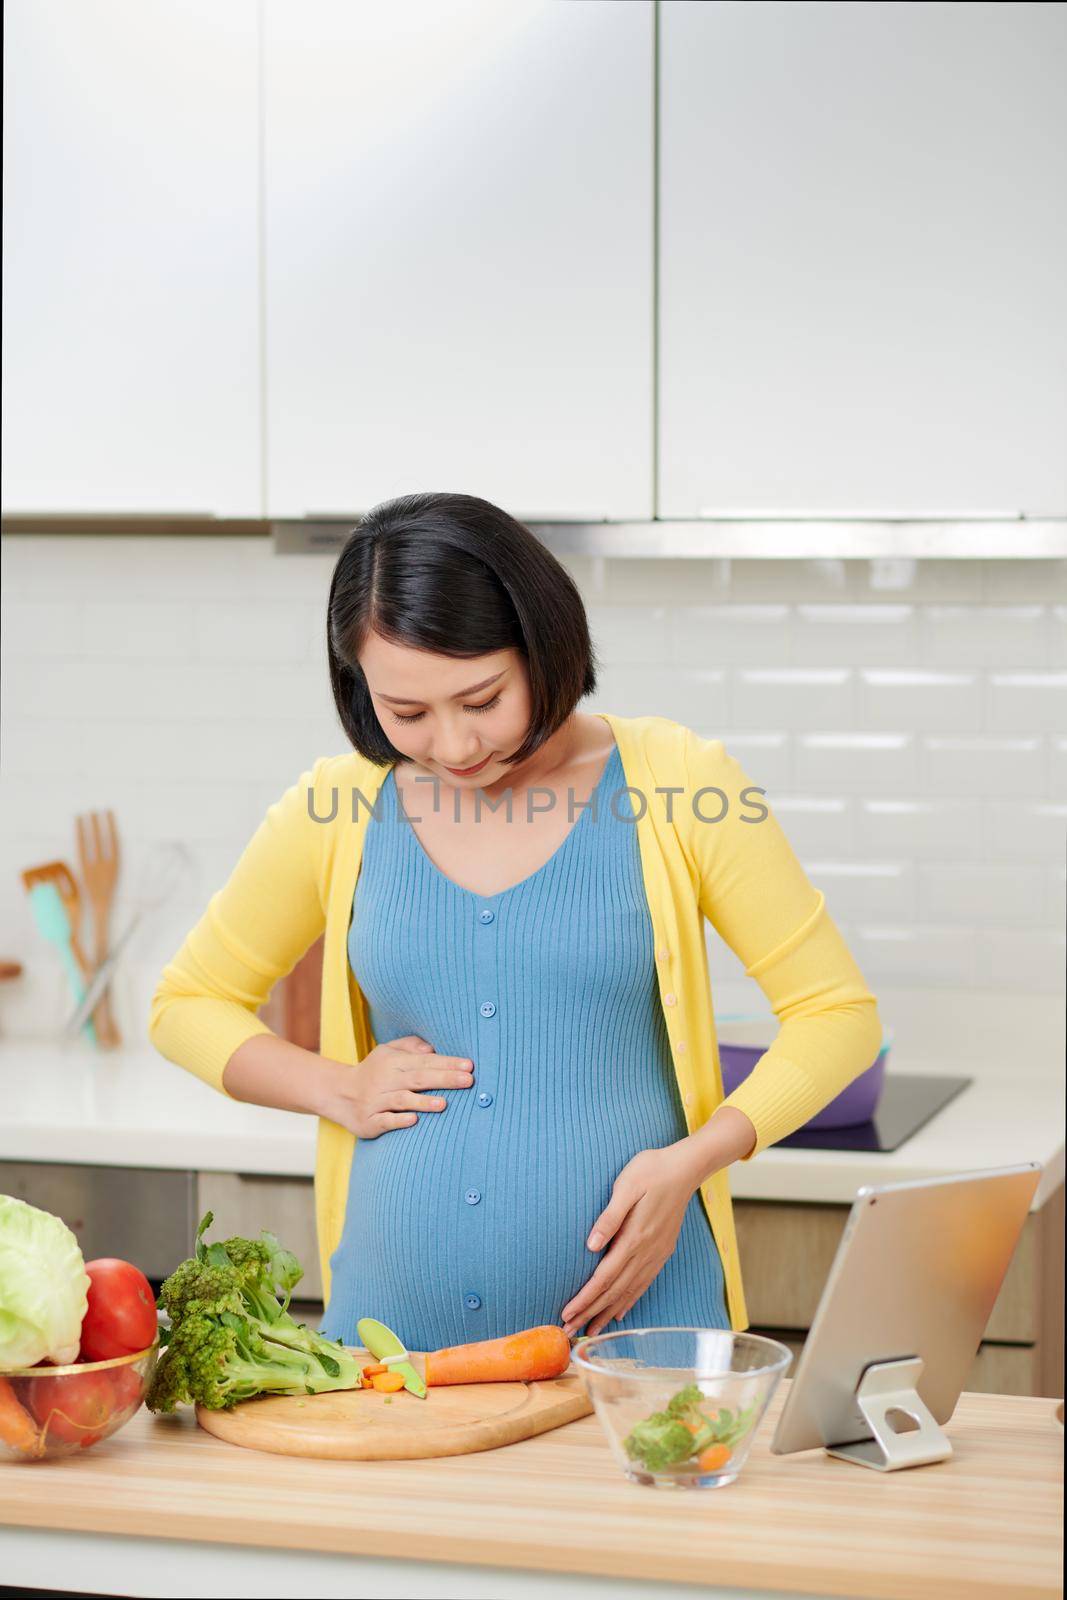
[[75, 811, 122, 1049]]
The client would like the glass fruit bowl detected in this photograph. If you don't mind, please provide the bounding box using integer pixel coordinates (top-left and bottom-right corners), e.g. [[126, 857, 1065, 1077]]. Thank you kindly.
[[0, 1341, 159, 1462], [572, 1327, 791, 1489]]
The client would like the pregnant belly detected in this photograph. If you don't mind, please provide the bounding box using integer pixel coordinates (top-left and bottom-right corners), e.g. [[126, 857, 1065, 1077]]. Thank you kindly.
[[339, 1095, 685, 1342]]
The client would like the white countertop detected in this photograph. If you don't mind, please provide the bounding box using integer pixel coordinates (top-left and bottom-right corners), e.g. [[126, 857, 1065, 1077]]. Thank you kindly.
[[1, 986, 1063, 1208]]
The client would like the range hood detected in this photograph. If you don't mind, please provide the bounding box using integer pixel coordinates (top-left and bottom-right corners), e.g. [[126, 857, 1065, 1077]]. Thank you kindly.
[[272, 516, 1067, 559], [4, 513, 1065, 560]]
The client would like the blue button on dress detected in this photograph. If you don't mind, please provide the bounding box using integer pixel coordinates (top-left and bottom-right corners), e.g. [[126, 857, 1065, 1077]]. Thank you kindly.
[[320, 741, 729, 1352]]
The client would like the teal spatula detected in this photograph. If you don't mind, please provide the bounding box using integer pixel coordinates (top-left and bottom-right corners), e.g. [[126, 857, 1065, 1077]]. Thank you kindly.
[[28, 881, 97, 1045]]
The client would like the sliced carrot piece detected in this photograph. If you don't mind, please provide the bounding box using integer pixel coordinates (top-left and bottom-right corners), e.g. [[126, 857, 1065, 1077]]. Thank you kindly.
[[370, 1371, 405, 1393], [362, 1363, 388, 1380], [695, 1443, 732, 1473]]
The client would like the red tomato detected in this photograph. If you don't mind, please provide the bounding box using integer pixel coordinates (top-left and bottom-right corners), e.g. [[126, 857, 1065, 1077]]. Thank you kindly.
[[29, 1369, 115, 1444], [79, 1258, 158, 1361], [108, 1363, 145, 1415]]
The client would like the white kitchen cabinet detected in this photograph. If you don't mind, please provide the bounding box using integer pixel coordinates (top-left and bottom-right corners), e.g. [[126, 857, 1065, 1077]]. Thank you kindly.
[[658, 2, 1067, 519], [262, 0, 653, 520], [2, 0, 260, 515]]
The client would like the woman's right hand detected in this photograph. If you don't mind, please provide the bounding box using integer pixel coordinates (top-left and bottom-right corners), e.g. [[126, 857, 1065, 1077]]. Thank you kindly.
[[315, 1035, 475, 1138]]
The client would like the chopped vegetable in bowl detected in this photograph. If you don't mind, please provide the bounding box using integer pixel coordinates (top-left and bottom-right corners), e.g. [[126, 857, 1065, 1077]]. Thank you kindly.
[[623, 1382, 758, 1474]]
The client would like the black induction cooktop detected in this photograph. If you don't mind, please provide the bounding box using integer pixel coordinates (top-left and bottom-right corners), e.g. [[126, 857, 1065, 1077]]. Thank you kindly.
[[775, 1072, 972, 1153]]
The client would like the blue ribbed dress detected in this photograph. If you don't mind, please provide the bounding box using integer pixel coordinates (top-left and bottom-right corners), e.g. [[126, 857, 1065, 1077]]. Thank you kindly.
[[321, 741, 729, 1351]]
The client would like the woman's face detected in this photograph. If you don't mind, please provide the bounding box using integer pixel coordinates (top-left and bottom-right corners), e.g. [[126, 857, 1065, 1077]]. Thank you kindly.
[[359, 630, 533, 783]]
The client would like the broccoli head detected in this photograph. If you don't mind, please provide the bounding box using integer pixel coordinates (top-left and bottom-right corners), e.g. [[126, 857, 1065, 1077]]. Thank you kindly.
[[146, 1212, 361, 1413], [623, 1410, 699, 1472], [623, 1383, 761, 1470]]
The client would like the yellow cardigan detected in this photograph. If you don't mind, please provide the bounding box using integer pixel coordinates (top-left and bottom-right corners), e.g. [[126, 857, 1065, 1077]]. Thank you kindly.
[[149, 712, 882, 1330]]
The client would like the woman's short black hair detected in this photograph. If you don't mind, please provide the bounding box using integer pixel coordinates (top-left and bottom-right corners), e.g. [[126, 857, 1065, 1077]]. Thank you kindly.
[[327, 491, 598, 767]]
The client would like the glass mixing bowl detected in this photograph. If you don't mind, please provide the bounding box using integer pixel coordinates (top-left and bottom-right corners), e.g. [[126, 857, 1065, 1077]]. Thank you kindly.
[[572, 1327, 791, 1489], [0, 1341, 159, 1462]]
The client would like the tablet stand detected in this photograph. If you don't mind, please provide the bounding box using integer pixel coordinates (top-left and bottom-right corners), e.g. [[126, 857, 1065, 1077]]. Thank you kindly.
[[825, 1356, 953, 1471]]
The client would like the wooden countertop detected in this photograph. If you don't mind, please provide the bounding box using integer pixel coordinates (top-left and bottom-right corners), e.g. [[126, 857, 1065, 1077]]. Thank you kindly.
[[2, 1381, 1062, 1600]]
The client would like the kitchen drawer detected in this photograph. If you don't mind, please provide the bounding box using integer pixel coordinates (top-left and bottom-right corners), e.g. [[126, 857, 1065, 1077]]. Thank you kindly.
[[734, 1197, 1041, 1344], [0, 1160, 196, 1280], [197, 1172, 320, 1300]]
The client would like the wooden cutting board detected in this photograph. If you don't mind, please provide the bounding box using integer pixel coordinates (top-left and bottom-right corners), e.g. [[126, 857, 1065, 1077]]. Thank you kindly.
[[196, 1355, 593, 1460]]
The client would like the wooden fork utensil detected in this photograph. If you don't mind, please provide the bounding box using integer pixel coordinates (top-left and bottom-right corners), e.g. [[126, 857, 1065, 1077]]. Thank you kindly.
[[74, 811, 122, 1049]]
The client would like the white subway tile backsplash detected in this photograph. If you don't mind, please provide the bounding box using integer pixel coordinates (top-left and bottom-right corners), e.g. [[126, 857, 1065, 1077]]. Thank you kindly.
[[804, 860, 916, 921], [984, 802, 1067, 860], [1, 601, 84, 659], [863, 560, 983, 603], [587, 605, 672, 665], [733, 668, 854, 731], [592, 666, 728, 726], [922, 737, 1046, 799], [986, 673, 1067, 735], [793, 605, 916, 666], [795, 733, 918, 796], [80, 603, 196, 661], [600, 557, 730, 605], [976, 929, 1066, 993], [857, 798, 983, 860], [920, 606, 1049, 668], [1051, 607, 1067, 667], [194, 601, 320, 664], [2, 536, 1065, 1029], [1, 776, 95, 843], [852, 924, 979, 987], [1050, 739, 1067, 798], [979, 560, 1067, 604], [673, 606, 791, 669], [727, 559, 852, 601], [717, 733, 791, 792], [771, 796, 853, 856], [859, 669, 983, 734], [0, 718, 89, 779], [918, 862, 1052, 926], [236, 544, 333, 603]]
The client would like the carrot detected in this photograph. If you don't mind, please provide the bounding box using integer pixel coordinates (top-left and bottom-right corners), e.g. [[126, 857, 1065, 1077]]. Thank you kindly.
[[0, 1377, 41, 1457], [370, 1371, 405, 1393], [695, 1442, 732, 1473], [362, 1363, 388, 1380], [683, 1413, 720, 1435], [425, 1325, 571, 1387]]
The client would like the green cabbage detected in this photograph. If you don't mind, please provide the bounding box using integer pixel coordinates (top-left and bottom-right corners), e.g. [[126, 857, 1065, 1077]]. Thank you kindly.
[[0, 1195, 90, 1368]]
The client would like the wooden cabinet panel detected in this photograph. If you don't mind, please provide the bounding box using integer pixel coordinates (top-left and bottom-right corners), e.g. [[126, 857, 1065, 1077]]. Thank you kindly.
[[2, 0, 261, 515], [263, 0, 654, 520], [734, 1196, 1048, 1345], [751, 1328, 1046, 1399], [737, 1187, 1065, 1400], [197, 1172, 321, 1301]]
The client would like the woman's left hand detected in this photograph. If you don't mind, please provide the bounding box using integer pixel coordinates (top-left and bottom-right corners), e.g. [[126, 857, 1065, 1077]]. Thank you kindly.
[[560, 1142, 705, 1338]]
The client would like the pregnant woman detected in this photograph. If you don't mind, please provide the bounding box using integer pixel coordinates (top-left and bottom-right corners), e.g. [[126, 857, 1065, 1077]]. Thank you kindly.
[[151, 492, 882, 1350]]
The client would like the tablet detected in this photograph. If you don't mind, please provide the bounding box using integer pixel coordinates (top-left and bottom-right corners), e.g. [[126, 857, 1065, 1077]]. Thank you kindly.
[[770, 1163, 1043, 1470]]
